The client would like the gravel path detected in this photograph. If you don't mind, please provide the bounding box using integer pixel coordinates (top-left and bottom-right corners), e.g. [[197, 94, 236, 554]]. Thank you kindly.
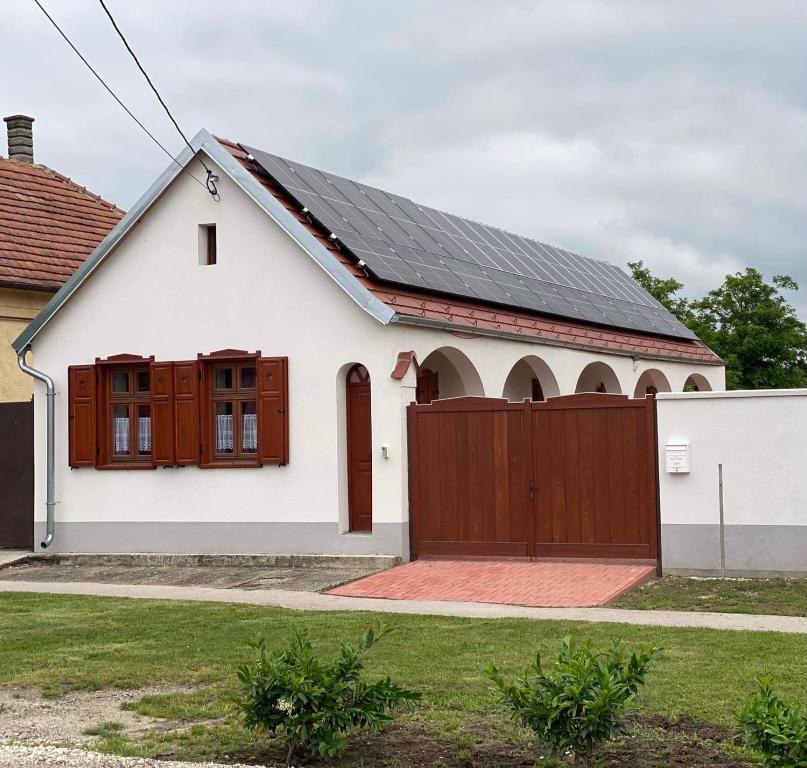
[[0, 744, 268, 767], [0, 686, 192, 746]]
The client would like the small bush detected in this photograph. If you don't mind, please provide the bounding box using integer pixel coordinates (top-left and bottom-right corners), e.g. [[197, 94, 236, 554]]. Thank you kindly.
[[234, 624, 420, 764], [739, 679, 807, 767], [486, 635, 660, 767]]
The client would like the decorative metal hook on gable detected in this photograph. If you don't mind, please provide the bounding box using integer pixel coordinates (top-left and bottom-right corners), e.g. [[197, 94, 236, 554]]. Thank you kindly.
[[205, 169, 220, 202]]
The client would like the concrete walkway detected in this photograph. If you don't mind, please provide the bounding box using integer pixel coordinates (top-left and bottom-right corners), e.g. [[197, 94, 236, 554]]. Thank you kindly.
[[1, 579, 804, 634]]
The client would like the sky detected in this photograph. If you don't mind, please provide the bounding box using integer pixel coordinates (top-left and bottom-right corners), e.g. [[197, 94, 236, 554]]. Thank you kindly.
[[4, 1, 806, 316]]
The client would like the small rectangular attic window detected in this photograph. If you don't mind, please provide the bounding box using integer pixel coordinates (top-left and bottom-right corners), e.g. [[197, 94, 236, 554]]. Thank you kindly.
[[199, 224, 217, 265]]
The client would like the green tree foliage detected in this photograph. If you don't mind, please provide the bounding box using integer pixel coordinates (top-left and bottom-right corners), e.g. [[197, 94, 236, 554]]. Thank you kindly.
[[628, 262, 807, 390], [627, 260, 692, 323], [692, 270, 807, 389], [486, 635, 660, 767]]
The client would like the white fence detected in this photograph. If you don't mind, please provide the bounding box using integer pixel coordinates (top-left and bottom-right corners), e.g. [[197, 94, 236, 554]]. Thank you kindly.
[[656, 389, 807, 576]]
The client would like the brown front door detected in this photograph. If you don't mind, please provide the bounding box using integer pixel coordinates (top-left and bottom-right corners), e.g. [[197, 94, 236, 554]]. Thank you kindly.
[[346, 365, 372, 531]]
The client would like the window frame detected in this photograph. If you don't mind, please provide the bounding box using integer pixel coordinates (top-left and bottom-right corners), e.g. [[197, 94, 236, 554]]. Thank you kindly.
[[199, 349, 262, 468], [95, 354, 156, 470]]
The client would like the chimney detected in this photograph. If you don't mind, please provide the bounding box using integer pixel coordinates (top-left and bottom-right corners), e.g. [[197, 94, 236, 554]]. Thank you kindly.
[[4, 115, 35, 163]]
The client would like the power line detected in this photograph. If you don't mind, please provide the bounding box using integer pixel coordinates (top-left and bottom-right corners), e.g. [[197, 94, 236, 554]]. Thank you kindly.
[[96, 0, 219, 200], [31, 0, 208, 191]]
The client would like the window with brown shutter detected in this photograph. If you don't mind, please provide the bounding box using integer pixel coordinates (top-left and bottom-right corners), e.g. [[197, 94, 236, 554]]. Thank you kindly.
[[68, 351, 288, 470], [198, 350, 288, 467]]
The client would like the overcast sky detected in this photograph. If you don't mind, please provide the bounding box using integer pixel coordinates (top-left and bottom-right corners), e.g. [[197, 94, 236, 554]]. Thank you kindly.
[[4, 1, 806, 315]]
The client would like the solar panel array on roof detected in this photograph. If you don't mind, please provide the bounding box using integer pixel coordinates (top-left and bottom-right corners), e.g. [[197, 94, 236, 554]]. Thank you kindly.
[[243, 144, 697, 340]]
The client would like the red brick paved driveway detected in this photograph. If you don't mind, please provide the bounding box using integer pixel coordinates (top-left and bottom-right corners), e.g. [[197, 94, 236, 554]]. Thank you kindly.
[[328, 558, 656, 608]]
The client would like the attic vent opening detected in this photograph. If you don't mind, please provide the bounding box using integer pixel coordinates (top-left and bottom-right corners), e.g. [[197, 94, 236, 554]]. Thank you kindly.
[[198, 224, 217, 266]]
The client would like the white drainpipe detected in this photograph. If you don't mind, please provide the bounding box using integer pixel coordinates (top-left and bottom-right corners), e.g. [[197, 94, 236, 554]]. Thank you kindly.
[[17, 348, 56, 548]]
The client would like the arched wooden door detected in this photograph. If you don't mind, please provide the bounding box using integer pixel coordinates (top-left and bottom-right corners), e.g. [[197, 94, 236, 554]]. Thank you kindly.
[[346, 364, 372, 531]]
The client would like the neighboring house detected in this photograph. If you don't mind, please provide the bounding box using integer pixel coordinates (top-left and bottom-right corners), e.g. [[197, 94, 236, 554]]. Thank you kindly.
[[0, 115, 123, 401], [0, 115, 123, 549], [13, 129, 724, 557]]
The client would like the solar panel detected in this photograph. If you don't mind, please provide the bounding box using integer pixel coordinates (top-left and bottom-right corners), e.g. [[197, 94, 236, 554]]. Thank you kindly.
[[243, 145, 697, 340]]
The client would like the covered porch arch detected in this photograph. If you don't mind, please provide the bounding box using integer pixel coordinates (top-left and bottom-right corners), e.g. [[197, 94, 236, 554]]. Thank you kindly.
[[502, 355, 560, 401], [417, 346, 485, 402], [575, 361, 622, 394]]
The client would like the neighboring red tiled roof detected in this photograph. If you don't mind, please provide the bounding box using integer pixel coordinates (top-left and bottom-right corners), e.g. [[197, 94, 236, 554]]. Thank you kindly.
[[218, 137, 721, 365], [0, 157, 124, 291]]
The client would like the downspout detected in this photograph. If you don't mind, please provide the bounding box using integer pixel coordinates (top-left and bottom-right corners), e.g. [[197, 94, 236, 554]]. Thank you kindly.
[[17, 347, 56, 548]]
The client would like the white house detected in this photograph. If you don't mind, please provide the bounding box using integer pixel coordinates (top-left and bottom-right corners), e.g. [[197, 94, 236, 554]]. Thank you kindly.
[[13, 130, 724, 558]]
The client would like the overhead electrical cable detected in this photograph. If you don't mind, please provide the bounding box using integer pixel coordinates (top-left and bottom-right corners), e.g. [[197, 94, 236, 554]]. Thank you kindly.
[[31, 0, 208, 192], [96, 0, 219, 200]]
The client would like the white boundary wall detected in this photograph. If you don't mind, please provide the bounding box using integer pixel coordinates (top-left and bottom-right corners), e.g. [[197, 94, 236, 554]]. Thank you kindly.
[[656, 390, 807, 576]]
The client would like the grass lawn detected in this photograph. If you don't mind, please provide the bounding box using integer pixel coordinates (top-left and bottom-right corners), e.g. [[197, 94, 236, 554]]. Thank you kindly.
[[611, 576, 807, 616], [2, 592, 805, 766]]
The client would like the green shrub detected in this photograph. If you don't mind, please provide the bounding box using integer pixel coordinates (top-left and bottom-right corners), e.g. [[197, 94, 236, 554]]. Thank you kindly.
[[739, 679, 807, 767], [486, 635, 660, 767], [234, 624, 420, 764]]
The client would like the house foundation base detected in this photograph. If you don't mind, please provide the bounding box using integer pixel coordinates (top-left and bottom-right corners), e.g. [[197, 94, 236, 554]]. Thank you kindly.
[[34, 521, 409, 559]]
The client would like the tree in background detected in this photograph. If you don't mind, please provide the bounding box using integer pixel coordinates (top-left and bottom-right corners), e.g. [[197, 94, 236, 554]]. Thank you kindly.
[[628, 262, 807, 390], [627, 260, 693, 323]]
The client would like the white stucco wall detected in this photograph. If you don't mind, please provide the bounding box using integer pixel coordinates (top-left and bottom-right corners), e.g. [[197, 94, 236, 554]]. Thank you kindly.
[[657, 390, 807, 575], [26, 150, 723, 555]]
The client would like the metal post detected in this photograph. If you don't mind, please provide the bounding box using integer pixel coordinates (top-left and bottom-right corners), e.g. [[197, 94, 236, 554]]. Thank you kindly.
[[718, 463, 725, 579]]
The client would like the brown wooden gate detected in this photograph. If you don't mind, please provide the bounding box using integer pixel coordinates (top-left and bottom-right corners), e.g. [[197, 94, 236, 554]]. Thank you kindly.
[[0, 401, 34, 549], [408, 394, 658, 561]]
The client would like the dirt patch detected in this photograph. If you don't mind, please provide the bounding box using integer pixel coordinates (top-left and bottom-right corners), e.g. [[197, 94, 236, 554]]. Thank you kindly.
[[0, 685, 195, 747], [227, 717, 752, 767], [635, 713, 742, 745]]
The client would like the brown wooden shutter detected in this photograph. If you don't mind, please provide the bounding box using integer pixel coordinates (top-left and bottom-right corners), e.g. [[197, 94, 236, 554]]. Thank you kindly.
[[150, 361, 175, 466], [174, 361, 200, 465], [257, 357, 288, 465], [68, 365, 97, 467]]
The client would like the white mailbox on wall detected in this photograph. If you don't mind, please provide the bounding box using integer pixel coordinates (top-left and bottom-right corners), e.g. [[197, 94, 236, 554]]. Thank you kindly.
[[665, 442, 690, 474]]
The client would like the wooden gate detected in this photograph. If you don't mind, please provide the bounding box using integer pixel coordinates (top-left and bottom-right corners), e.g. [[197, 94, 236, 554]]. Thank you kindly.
[[408, 394, 658, 561], [0, 401, 34, 549]]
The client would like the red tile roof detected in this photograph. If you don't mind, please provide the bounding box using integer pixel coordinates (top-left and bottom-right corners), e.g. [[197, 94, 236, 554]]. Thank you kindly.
[[0, 157, 124, 292], [218, 137, 720, 365]]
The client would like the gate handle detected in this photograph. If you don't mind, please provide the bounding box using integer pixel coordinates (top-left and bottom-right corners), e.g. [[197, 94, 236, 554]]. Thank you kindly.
[[528, 480, 535, 502]]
